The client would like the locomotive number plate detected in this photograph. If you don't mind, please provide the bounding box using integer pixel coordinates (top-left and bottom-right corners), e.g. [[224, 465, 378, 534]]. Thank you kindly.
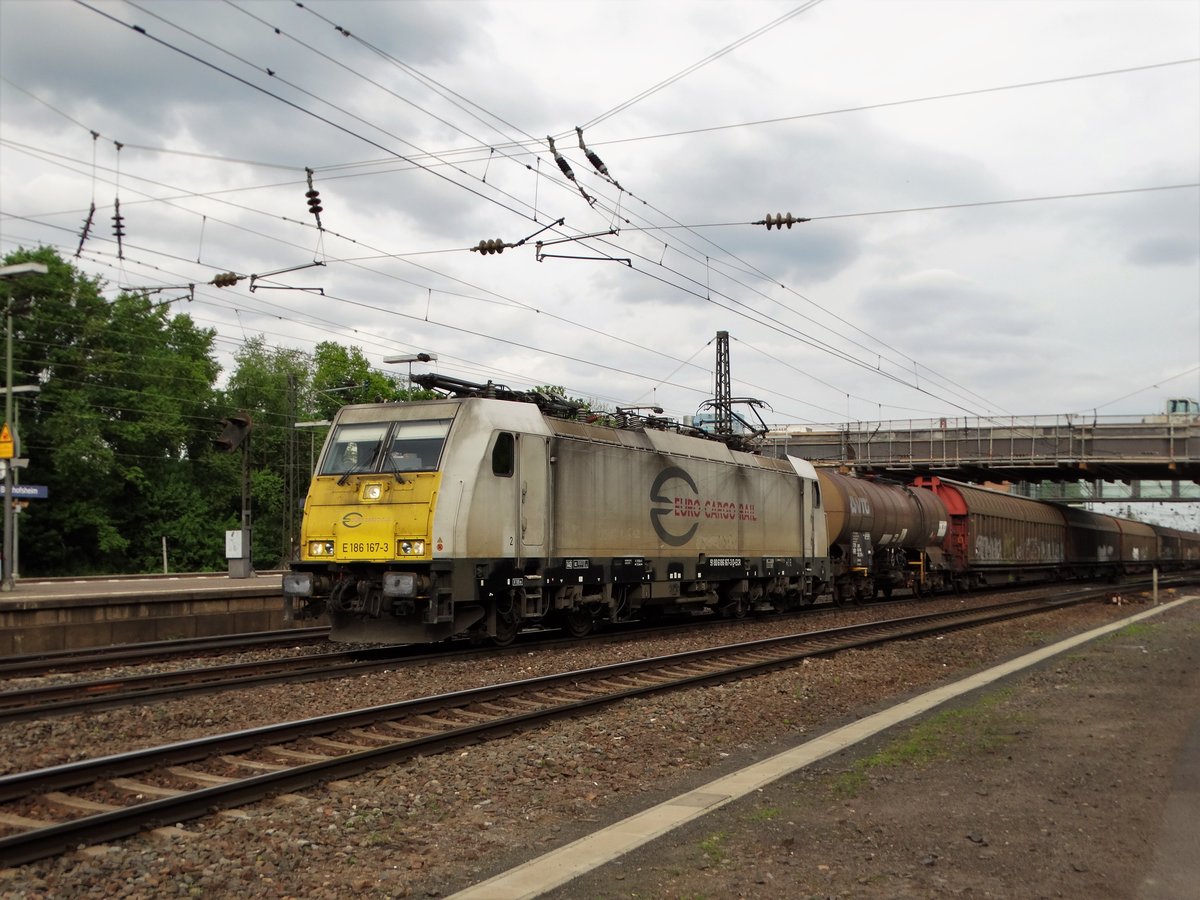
[[341, 541, 390, 555]]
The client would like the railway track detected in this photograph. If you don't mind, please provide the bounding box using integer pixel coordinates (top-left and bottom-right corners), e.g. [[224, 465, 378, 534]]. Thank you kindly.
[[0, 627, 331, 679], [0, 587, 1029, 724], [0, 643, 414, 723], [0, 579, 1166, 723], [0, 589, 1095, 865]]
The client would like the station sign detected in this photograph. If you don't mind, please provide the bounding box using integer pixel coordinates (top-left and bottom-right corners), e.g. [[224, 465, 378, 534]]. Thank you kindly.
[[0, 484, 48, 499]]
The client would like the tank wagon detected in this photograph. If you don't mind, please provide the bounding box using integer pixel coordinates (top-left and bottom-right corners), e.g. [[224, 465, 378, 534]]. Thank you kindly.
[[284, 378, 830, 644], [816, 470, 947, 602]]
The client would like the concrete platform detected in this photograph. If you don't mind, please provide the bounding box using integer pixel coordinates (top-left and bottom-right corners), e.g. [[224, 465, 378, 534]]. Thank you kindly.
[[0, 572, 290, 654]]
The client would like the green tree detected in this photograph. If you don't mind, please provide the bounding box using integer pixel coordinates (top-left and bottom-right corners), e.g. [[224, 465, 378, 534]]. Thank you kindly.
[[311, 342, 408, 420], [222, 336, 311, 568], [5, 247, 226, 575]]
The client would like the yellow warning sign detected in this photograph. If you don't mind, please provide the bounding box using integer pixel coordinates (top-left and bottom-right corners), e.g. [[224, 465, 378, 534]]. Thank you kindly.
[[0, 423, 13, 460]]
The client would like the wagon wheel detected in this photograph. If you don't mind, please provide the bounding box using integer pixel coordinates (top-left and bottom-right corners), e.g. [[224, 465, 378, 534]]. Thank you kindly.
[[562, 605, 595, 638]]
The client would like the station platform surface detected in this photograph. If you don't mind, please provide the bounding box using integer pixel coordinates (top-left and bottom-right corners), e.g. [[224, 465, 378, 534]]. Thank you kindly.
[[0, 571, 282, 606], [0, 572, 290, 653], [452, 595, 1200, 899]]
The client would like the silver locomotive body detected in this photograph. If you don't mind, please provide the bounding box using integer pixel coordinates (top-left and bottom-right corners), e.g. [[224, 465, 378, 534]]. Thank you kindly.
[[285, 397, 830, 643]]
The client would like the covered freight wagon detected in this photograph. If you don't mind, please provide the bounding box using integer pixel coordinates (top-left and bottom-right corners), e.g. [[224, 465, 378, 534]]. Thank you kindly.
[[911, 477, 1066, 588]]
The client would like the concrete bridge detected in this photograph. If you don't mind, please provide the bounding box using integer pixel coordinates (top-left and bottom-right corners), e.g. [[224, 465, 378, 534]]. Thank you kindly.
[[764, 411, 1200, 487]]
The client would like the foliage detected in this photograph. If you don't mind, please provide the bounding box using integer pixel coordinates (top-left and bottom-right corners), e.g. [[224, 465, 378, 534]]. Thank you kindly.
[[1, 246, 417, 576], [7, 246, 229, 575], [311, 342, 436, 417]]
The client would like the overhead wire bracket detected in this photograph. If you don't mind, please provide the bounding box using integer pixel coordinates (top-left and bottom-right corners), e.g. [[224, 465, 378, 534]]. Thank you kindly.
[[249, 261, 327, 294], [471, 218, 565, 256], [118, 283, 196, 306], [535, 227, 627, 264]]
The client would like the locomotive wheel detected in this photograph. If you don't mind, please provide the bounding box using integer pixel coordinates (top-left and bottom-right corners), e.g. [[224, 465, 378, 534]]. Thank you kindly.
[[492, 609, 520, 646], [721, 595, 749, 620], [492, 591, 521, 646], [563, 606, 594, 638]]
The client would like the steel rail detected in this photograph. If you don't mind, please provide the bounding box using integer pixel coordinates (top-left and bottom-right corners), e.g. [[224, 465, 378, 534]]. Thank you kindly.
[[0, 627, 331, 678], [0, 577, 1174, 722], [0, 601, 874, 722], [0, 591, 1097, 866], [0, 644, 418, 723]]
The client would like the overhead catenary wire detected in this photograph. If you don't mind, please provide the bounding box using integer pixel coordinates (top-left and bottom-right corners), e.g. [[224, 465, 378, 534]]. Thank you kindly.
[[576, 0, 826, 131], [11, 135, 1194, 426], [11, 4, 1200, 427], [5, 7, 1173, 421], [7, 117, 1190, 427]]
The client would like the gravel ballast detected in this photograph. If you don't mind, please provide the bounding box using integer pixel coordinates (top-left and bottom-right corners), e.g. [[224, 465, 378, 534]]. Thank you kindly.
[[0, 590, 1187, 898]]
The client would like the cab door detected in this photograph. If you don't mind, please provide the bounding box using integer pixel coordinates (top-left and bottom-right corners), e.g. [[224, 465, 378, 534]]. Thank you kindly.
[[516, 433, 549, 560]]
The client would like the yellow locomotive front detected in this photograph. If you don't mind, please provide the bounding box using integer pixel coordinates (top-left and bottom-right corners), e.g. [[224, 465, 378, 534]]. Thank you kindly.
[[284, 401, 461, 642]]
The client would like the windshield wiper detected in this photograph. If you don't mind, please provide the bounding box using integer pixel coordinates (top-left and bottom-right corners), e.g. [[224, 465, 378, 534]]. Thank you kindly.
[[336, 442, 384, 486]]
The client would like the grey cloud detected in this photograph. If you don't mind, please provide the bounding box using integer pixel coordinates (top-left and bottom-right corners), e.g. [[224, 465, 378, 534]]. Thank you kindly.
[[1126, 236, 1200, 266]]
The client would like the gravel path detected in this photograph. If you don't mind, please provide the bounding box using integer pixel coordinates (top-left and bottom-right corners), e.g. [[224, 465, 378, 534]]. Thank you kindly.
[[0, 589, 1179, 898]]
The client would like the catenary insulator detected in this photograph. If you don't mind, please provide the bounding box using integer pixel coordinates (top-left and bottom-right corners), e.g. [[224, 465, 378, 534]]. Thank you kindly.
[[211, 272, 239, 287], [474, 238, 506, 255], [762, 212, 810, 230]]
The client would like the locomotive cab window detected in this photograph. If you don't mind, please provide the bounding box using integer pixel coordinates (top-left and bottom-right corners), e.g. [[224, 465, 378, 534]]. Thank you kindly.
[[383, 419, 452, 473], [492, 432, 514, 477], [320, 419, 451, 476], [319, 422, 388, 476]]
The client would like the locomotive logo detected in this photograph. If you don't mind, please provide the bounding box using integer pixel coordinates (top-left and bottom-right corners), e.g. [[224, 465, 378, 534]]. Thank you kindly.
[[650, 466, 700, 546], [342, 512, 364, 529]]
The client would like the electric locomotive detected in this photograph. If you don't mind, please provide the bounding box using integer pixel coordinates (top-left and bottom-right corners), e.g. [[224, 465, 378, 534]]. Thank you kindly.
[[284, 376, 830, 644]]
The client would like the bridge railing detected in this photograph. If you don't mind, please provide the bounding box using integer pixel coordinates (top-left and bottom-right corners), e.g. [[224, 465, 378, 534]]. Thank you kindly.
[[764, 413, 1199, 468]]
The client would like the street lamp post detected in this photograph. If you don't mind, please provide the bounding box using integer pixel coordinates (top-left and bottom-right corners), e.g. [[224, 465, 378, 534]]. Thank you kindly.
[[0, 262, 48, 592]]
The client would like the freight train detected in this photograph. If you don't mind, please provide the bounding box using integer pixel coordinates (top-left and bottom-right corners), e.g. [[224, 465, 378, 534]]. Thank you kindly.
[[283, 376, 1200, 644]]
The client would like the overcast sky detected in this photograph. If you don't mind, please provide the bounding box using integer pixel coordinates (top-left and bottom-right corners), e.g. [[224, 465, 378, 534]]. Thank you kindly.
[[1, 0, 1197, 429]]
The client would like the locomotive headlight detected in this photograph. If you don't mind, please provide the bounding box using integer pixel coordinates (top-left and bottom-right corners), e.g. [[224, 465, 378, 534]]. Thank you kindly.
[[362, 483, 383, 500], [399, 540, 426, 555], [308, 540, 335, 556]]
